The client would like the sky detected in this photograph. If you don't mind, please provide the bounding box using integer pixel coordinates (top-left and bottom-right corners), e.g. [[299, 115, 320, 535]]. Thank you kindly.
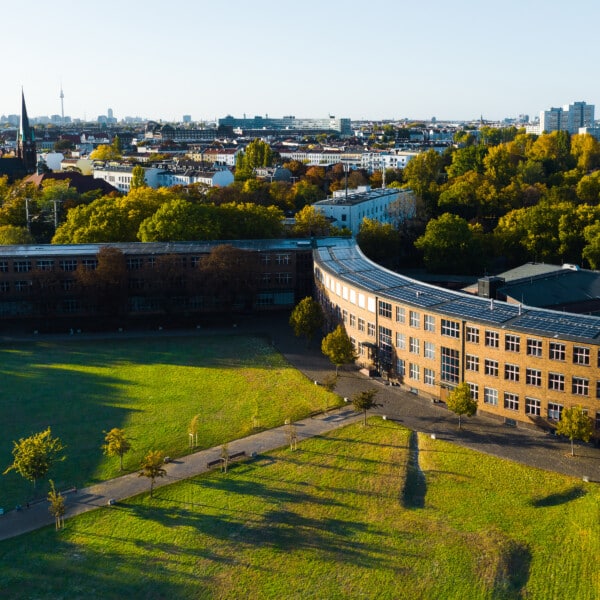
[[3, 0, 600, 123]]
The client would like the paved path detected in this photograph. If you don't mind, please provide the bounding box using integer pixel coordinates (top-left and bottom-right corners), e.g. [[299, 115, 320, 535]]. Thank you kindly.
[[1, 314, 599, 541]]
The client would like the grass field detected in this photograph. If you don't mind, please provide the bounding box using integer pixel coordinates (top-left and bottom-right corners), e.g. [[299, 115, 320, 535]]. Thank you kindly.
[[0, 420, 598, 599], [0, 334, 340, 509]]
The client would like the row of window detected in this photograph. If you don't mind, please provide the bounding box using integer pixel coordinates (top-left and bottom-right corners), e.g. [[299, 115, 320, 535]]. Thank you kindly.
[[377, 300, 597, 366], [1, 259, 98, 273]]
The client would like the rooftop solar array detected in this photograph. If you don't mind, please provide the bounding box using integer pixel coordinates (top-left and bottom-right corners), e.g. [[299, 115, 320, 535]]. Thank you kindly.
[[315, 240, 600, 342]]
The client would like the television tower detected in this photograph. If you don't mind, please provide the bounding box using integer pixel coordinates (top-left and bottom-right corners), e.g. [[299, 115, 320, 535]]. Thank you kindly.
[[60, 84, 65, 125]]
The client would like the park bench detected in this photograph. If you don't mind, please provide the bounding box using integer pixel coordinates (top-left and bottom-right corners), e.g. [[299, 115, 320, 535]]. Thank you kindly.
[[206, 450, 246, 469]]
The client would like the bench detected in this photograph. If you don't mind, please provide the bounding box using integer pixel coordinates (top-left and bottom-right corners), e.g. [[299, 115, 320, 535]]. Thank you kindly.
[[206, 450, 247, 469]]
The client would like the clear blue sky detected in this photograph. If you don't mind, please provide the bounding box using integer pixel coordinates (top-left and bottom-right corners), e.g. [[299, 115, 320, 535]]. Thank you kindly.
[[3, 0, 600, 123]]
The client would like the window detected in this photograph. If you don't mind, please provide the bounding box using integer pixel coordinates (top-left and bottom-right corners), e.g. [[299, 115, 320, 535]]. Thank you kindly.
[[484, 359, 498, 377], [549, 342, 565, 361], [14, 260, 31, 273], [466, 354, 479, 372], [0, 281, 9, 292], [484, 387, 498, 406], [597, 381, 600, 400], [548, 372, 565, 391], [467, 382, 479, 400], [36, 260, 54, 271], [466, 326, 479, 343], [0, 260, 7, 272], [505, 334, 520, 353], [525, 397, 541, 416], [573, 346, 590, 366], [485, 330, 499, 348], [260, 273, 271, 284], [60, 259, 78, 272], [409, 337, 420, 355], [378, 301, 392, 319], [410, 311, 419, 328], [548, 402, 563, 421], [504, 364, 520, 382], [358, 318, 365, 332], [126, 258, 143, 270], [572, 377, 589, 396], [275, 254, 290, 265], [440, 347, 460, 384], [396, 358, 405, 377], [396, 306, 405, 323], [14, 280, 31, 292], [409, 363, 420, 381], [260, 254, 271, 265], [504, 392, 519, 411], [441, 319, 459, 338], [82, 259, 98, 270], [424, 341, 435, 359], [424, 368, 435, 386], [61, 279, 74, 291], [367, 322, 375, 337], [275, 273, 292, 284], [349, 314, 356, 328], [342, 310, 348, 324], [424, 315, 435, 332], [396, 333, 406, 350], [527, 338, 542, 357], [526, 368, 541, 387]]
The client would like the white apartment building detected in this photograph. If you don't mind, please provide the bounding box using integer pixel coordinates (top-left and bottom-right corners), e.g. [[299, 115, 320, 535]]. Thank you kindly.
[[361, 151, 419, 173], [93, 165, 164, 193], [278, 149, 363, 167], [313, 187, 416, 235]]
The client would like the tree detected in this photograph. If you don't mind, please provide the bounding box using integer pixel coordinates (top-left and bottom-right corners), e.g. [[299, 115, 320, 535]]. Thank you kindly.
[[555, 406, 593, 457], [285, 421, 298, 451], [0, 225, 34, 245], [220, 443, 230, 473], [138, 450, 167, 497], [293, 205, 331, 237], [321, 325, 356, 374], [102, 428, 132, 471], [3, 427, 65, 489], [289, 296, 324, 346], [352, 389, 379, 426], [130, 165, 147, 189], [47, 480, 66, 530], [356, 218, 402, 267], [446, 382, 477, 429], [189, 414, 200, 448]]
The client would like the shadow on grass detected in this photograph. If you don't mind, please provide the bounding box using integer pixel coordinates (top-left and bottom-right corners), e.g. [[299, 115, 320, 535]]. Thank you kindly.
[[402, 430, 426, 509], [530, 485, 587, 507], [490, 540, 532, 599]]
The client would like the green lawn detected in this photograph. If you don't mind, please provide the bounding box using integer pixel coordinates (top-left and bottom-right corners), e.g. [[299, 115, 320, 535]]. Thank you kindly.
[[0, 335, 340, 509], [1, 421, 598, 599]]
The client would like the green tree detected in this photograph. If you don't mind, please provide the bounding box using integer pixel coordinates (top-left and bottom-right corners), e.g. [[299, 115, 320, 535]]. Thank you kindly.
[[130, 165, 147, 189], [555, 406, 594, 457], [289, 296, 324, 346], [321, 324, 356, 374], [293, 205, 331, 237], [356, 218, 402, 266], [402, 149, 443, 218], [583, 221, 600, 269], [89, 143, 122, 161], [0, 225, 34, 245], [3, 427, 66, 489], [352, 388, 379, 426], [47, 480, 66, 530], [446, 382, 477, 429], [415, 213, 486, 274], [102, 428, 132, 471], [138, 450, 167, 497]]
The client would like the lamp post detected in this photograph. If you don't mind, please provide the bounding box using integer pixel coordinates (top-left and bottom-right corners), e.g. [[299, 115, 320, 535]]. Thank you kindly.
[[343, 162, 349, 201]]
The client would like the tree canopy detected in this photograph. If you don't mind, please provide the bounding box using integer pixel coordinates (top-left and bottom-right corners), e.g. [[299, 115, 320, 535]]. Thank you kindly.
[[445, 383, 478, 429], [289, 296, 324, 345], [321, 325, 356, 374], [555, 406, 593, 456], [352, 389, 379, 425]]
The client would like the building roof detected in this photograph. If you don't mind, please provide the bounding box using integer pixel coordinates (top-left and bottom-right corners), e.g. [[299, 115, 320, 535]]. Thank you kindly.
[[24, 171, 119, 195], [314, 187, 405, 208]]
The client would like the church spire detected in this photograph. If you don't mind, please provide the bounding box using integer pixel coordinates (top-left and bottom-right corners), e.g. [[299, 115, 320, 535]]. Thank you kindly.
[[17, 89, 36, 173]]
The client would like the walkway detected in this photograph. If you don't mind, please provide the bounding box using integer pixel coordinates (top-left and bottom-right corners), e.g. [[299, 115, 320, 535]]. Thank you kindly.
[[0, 313, 598, 541]]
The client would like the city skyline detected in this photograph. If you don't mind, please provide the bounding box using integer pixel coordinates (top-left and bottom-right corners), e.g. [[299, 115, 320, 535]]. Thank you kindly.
[[3, 0, 600, 123]]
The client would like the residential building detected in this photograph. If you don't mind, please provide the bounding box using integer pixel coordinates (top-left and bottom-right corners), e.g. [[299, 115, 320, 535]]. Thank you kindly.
[[539, 101, 594, 134], [313, 187, 416, 235]]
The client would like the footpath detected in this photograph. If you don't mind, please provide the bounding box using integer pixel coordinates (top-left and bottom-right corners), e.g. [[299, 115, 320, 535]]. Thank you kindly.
[[1, 314, 599, 541]]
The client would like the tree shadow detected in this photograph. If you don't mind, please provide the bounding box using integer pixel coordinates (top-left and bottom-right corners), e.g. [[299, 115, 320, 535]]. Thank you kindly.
[[530, 486, 587, 508], [491, 540, 532, 599], [401, 430, 426, 509]]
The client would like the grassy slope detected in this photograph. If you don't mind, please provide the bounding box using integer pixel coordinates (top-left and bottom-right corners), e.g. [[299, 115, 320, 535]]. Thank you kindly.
[[0, 335, 339, 508], [0, 421, 598, 599]]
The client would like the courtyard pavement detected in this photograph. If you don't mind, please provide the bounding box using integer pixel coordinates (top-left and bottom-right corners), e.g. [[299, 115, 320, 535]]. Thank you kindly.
[[0, 314, 598, 541]]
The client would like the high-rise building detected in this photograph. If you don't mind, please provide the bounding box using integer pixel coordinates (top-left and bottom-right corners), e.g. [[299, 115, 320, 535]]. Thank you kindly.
[[539, 101, 594, 134]]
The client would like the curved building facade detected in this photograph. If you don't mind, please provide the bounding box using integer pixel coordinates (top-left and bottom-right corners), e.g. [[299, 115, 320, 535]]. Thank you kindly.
[[314, 239, 600, 437]]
